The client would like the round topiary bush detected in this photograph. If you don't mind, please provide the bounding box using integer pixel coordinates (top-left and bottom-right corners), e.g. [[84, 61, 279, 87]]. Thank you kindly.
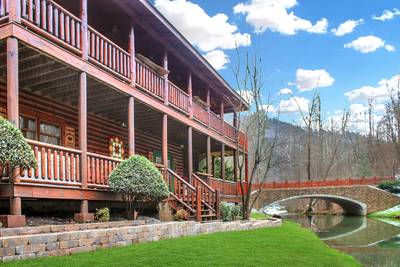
[[108, 155, 169, 219], [0, 117, 36, 172]]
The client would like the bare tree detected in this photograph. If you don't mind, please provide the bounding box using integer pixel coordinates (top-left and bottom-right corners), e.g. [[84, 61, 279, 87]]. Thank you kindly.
[[230, 50, 277, 220]]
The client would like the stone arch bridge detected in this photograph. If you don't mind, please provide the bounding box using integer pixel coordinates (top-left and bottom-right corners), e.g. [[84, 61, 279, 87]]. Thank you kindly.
[[253, 185, 400, 215]]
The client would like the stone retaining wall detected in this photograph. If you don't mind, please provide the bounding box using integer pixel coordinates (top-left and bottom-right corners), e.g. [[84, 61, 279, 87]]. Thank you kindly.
[[0, 219, 281, 262]]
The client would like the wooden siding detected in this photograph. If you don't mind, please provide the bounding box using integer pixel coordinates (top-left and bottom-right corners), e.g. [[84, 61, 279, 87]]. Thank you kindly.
[[0, 84, 185, 177]]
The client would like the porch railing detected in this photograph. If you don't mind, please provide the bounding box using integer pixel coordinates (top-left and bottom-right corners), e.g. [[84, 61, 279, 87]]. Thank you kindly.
[[88, 26, 131, 81], [210, 111, 222, 133], [192, 102, 209, 125], [87, 152, 122, 188], [223, 122, 236, 140], [168, 81, 189, 113], [135, 59, 164, 99], [0, 0, 8, 20], [21, 0, 82, 54], [22, 140, 82, 185]]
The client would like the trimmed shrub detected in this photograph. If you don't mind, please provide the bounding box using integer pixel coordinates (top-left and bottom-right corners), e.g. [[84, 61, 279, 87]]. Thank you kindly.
[[109, 155, 169, 219], [378, 180, 400, 194], [0, 117, 36, 171], [95, 207, 110, 222], [220, 202, 242, 222], [174, 209, 189, 221]]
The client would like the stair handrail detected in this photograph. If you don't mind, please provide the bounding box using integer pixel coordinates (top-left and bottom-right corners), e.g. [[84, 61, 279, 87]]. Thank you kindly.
[[192, 173, 215, 193], [167, 169, 195, 191], [192, 173, 218, 214]]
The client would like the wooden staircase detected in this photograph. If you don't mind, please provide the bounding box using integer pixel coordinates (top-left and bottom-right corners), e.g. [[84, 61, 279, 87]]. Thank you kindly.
[[165, 169, 220, 222]]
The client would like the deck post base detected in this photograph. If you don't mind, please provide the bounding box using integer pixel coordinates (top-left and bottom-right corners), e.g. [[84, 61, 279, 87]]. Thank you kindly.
[[74, 213, 94, 223], [0, 215, 26, 228]]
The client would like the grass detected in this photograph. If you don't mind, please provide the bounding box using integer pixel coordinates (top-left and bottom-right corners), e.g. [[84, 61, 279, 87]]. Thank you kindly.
[[369, 210, 400, 220], [250, 211, 272, 220], [1, 222, 360, 267]]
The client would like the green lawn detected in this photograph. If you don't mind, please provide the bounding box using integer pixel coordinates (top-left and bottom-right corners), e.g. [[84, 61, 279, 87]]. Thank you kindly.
[[2, 222, 360, 267]]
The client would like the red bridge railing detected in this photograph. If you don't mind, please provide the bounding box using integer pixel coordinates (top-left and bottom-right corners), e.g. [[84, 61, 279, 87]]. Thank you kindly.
[[255, 176, 395, 190]]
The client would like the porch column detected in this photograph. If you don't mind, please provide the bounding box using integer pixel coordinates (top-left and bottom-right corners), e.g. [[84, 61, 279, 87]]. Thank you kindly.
[[128, 97, 135, 156], [221, 144, 225, 180], [9, 0, 21, 23], [1, 37, 26, 228], [80, 0, 88, 60], [245, 153, 249, 182], [220, 101, 224, 135], [162, 114, 168, 170], [129, 26, 136, 85], [187, 72, 193, 118], [233, 149, 239, 182], [206, 136, 212, 175], [188, 126, 193, 180], [212, 156, 215, 177], [163, 51, 169, 105], [74, 72, 94, 223], [7, 38, 18, 127], [206, 88, 210, 126]]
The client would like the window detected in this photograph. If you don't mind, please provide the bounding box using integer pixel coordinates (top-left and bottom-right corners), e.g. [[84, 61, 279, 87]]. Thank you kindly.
[[19, 116, 37, 140], [39, 122, 61, 146]]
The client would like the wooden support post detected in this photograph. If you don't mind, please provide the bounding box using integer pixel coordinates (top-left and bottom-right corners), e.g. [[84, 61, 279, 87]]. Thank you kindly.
[[9, 0, 21, 23], [234, 149, 239, 182], [233, 112, 238, 128], [80, 0, 88, 59], [215, 189, 221, 220], [188, 126, 193, 181], [129, 26, 136, 85], [206, 136, 212, 175], [163, 51, 168, 105], [2, 37, 25, 228], [220, 101, 224, 135], [188, 72, 193, 118], [206, 88, 210, 126], [79, 72, 88, 189], [128, 96, 135, 156], [162, 114, 168, 170], [212, 156, 215, 178], [196, 186, 202, 222], [75, 72, 93, 223], [221, 144, 225, 180], [7, 38, 18, 127]]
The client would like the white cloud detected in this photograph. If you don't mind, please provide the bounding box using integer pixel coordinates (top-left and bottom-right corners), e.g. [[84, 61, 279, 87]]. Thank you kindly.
[[203, 50, 229, 70], [154, 0, 251, 52], [344, 35, 394, 53], [278, 88, 293, 95], [262, 104, 277, 114], [278, 96, 309, 113], [233, 0, 328, 35], [331, 19, 363, 36], [385, 44, 396, 52], [345, 75, 400, 101], [373, 9, 400, 21], [294, 69, 335, 91]]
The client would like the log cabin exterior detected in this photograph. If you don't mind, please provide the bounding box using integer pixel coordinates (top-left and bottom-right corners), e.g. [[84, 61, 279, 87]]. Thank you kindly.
[[0, 0, 249, 227]]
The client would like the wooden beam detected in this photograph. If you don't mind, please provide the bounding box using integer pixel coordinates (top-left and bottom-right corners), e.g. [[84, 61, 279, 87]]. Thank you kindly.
[[162, 114, 168, 169], [221, 143, 225, 180], [79, 72, 88, 189], [206, 135, 211, 175], [80, 0, 88, 59], [128, 96, 135, 156], [188, 126, 193, 180], [7, 37, 18, 126], [234, 149, 238, 182], [163, 51, 168, 105], [129, 26, 136, 85], [206, 88, 210, 126], [220, 101, 224, 133]]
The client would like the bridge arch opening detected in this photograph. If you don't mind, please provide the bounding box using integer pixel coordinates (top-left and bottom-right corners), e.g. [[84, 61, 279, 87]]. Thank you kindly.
[[263, 195, 367, 216]]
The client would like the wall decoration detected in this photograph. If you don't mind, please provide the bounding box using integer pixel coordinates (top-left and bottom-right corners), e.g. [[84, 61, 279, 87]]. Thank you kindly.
[[64, 126, 76, 148], [109, 136, 124, 159]]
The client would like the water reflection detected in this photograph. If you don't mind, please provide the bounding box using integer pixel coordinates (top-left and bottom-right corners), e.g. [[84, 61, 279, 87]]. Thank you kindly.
[[285, 215, 400, 267]]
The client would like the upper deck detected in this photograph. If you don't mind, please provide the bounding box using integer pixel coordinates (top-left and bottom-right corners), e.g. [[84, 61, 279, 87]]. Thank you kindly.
[[0, 0, 248, 151]]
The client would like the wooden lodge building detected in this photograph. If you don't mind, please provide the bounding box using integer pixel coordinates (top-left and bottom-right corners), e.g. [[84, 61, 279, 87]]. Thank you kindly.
[[0, 0, 249, 227]]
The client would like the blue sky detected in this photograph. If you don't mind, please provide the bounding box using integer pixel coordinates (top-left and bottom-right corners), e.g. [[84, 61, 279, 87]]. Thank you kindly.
[[153, 0, 400, 131]]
